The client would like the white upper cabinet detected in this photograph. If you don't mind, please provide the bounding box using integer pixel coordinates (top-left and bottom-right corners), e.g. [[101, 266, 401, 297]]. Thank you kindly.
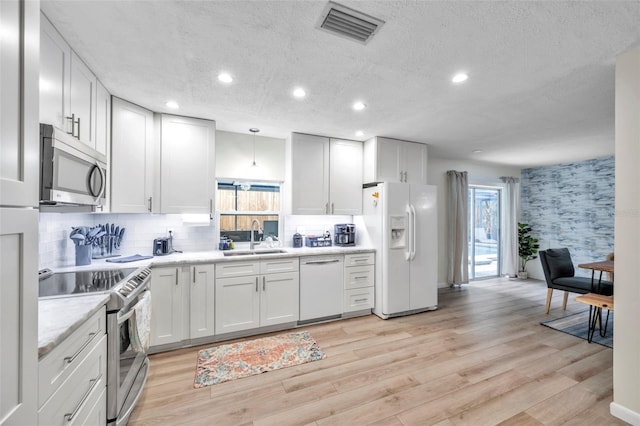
[[1, 0, 39, 208], [290, 133, 363, 215], [111, 97, 155, 213], [290, 133, 330, 215], [69, 51, 96, 147], [160, 115, 216, 214], [95, 81, 110, 161], [215, 130, 285, 182], [39, 13, 70, 132], [329, 139, 363, 215], [363, 136, 428, 184], [39, 12, 102, 151]]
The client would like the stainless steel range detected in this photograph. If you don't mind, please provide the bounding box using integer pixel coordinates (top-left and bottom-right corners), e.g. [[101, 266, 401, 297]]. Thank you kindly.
[[39, 266, 152, 426]]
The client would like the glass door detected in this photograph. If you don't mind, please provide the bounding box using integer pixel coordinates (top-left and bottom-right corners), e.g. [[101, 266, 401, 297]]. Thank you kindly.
[[468, 186, 501, 279]]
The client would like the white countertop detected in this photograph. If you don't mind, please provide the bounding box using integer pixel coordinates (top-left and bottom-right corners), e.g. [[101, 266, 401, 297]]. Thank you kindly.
[[51, 245, 375, 273], [38, 293, 110, 359]]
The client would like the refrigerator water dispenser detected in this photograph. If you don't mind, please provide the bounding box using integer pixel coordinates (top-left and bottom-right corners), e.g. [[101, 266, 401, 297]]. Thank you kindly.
[[389, 215, 407, 249]]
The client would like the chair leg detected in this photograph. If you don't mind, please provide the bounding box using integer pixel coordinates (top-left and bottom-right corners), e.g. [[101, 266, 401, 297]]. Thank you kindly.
[[545, 288, 553, 314], [562, 291, 569, 310]]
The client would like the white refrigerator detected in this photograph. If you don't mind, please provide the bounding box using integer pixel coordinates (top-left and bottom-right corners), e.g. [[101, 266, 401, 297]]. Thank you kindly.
[[362, 182, 438, 319]]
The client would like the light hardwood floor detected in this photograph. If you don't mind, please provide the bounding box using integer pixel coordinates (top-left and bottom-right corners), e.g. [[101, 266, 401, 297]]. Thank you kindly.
[[129, 277, 625, 425]]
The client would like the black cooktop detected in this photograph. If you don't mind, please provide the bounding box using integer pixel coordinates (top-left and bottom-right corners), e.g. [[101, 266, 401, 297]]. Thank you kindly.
[[39, 268, 137, 298]]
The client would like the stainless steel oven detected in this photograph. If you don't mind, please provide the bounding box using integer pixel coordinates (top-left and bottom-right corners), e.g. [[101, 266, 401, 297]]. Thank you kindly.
[[107, 268, 152, 426], [39, 266, 152, 426]]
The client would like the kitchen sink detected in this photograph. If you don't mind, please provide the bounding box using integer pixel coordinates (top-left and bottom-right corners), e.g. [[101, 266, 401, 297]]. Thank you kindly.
[[222, 249, 288, 257]]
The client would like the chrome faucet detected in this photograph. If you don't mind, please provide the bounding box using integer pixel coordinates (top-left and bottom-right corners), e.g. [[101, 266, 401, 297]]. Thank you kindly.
[[250, 219, 262, 250]]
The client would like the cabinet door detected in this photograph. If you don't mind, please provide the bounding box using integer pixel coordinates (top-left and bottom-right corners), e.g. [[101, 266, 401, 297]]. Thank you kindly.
[[39, 12, 70, 131], [260, 272, 299, 327], [329, 139, 363, 215], [215, 276, 260, 334], [403, 142, 428, 185], [0, 208, 38, 425], [111, 97, 155, 213], [1, 1, 39, 208], [291, 133, 330, 215], [94, 81, 110, 157], [190, 264, 215, 339], [376, 137, 403, 183], [150, 267, 186, 346], [69, 51, 96, 148], [160, 115, 215, 214]]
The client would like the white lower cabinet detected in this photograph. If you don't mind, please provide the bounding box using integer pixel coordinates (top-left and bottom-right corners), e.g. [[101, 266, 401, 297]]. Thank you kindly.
[[150, 264, 215, 347], [215, 258, 299, 334], [343, 253, 375, 313], [38, 308, 107, 426]]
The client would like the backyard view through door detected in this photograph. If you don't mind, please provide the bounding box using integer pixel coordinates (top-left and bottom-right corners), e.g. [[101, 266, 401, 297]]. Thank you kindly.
[[469, 187, 501, 279]]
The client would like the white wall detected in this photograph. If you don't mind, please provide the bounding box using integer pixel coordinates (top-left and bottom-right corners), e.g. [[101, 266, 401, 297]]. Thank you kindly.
[[611, 46, 640, 425], [215, 130, 285, 182], [427, 156, 521, 286]]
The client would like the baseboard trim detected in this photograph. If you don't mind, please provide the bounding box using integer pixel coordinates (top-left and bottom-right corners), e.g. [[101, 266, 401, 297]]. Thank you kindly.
[[611, 402, 640, 425]]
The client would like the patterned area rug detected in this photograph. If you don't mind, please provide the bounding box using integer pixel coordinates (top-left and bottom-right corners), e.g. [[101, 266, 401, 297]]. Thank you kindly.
[[194, 331, 326, 388], [541, 310, 613, 348]]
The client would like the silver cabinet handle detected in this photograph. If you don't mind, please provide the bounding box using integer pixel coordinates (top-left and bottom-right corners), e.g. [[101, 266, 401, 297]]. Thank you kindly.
[[404, 171, 408, 182], [175, 268, 178, 285], [66, 113, 78, 137], [399, 171, 403, 182], [64, 374, 102, 422], [148, 197, 152, 212], [331, 203, 334, 214], [354, 276, 367, 280], [325, 203, 329, 214], [63, 332, 98, 364], [354, 298, 368, 303], [193, 267, 196, 283], [255, 277, 259, 292], [262, 276, 266, 291], [76, 117, 81, 140]]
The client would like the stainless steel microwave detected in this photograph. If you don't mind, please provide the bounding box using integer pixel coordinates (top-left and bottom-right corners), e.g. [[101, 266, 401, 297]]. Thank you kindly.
[[40, 124, 107, 207]]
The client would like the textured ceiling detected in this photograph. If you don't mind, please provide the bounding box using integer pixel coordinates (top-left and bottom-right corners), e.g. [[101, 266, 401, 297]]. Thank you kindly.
[[41, 0, 640, 168]]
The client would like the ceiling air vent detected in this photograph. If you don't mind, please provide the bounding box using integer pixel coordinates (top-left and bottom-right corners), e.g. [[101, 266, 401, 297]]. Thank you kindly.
[[317, 1, 385, 45]]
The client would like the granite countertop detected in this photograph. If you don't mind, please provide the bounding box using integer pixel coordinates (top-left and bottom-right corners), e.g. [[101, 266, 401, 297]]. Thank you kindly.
[[51, 246, 375, 272], [38, 293, 110, 359]]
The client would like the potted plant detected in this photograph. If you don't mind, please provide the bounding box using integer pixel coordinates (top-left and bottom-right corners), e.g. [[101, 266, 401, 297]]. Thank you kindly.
[[517, 222, 540, 279]]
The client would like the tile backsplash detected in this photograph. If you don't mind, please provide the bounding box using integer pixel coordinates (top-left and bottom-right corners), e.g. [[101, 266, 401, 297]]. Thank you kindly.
[[39, 213, 365, 269], [39, 213, 216, 269]]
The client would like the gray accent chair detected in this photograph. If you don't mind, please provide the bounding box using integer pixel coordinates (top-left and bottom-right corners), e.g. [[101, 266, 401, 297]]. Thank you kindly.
[[539, 248, 613, 314]]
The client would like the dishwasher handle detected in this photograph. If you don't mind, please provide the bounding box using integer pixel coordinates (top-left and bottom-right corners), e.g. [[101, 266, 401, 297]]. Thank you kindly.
[[303, 259, 341, 265]]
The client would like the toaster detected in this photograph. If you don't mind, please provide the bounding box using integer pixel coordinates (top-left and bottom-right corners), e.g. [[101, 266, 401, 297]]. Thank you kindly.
[[153, 237, 172, 256]]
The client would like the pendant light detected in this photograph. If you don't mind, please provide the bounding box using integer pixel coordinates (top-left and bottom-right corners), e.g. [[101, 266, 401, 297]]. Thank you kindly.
[[249, 128, 259, 167]]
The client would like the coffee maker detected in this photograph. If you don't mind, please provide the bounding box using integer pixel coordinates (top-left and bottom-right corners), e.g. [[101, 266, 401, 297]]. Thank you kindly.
[[334, 224, 356, 246]]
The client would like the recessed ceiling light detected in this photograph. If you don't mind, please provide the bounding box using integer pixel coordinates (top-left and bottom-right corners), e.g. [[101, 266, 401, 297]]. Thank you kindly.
[[472, 149, 483, 154], [165, 101, 179, 109], [353, 101, 366, 111], [452, 72, 469, 83], [355, 130, 364, 137], [218, 72, 233, 83], [293, 88, 306, 98]]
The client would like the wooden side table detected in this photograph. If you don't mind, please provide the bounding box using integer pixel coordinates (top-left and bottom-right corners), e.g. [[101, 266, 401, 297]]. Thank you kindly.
[[575, 293, 614, 343]]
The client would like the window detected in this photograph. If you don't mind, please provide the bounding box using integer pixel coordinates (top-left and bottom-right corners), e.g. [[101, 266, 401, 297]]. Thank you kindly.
[[217, 182, 280, 243]]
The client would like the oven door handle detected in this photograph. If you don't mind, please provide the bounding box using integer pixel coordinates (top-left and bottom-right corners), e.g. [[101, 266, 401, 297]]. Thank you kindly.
[[117, 290, 151, 325], [118, 308, 135, 325]]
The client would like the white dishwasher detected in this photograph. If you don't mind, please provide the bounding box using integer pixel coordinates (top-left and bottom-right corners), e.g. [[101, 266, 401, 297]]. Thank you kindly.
[[299, 255, 344, 322]]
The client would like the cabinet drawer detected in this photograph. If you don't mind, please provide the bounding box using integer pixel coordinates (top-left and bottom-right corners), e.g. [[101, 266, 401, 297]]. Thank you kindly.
[[344, 265, 374, 289], [38, 334, 107, 425], [343, 287, 374, 313], [344, 252, 374, 267], [216, 261, 260, 278], [260, 257, 299, 274], [39, 307, 106, 407]]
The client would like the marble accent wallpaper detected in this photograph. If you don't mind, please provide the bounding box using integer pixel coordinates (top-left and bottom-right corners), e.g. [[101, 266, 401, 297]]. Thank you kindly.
[[521, 156, 614, 277]]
